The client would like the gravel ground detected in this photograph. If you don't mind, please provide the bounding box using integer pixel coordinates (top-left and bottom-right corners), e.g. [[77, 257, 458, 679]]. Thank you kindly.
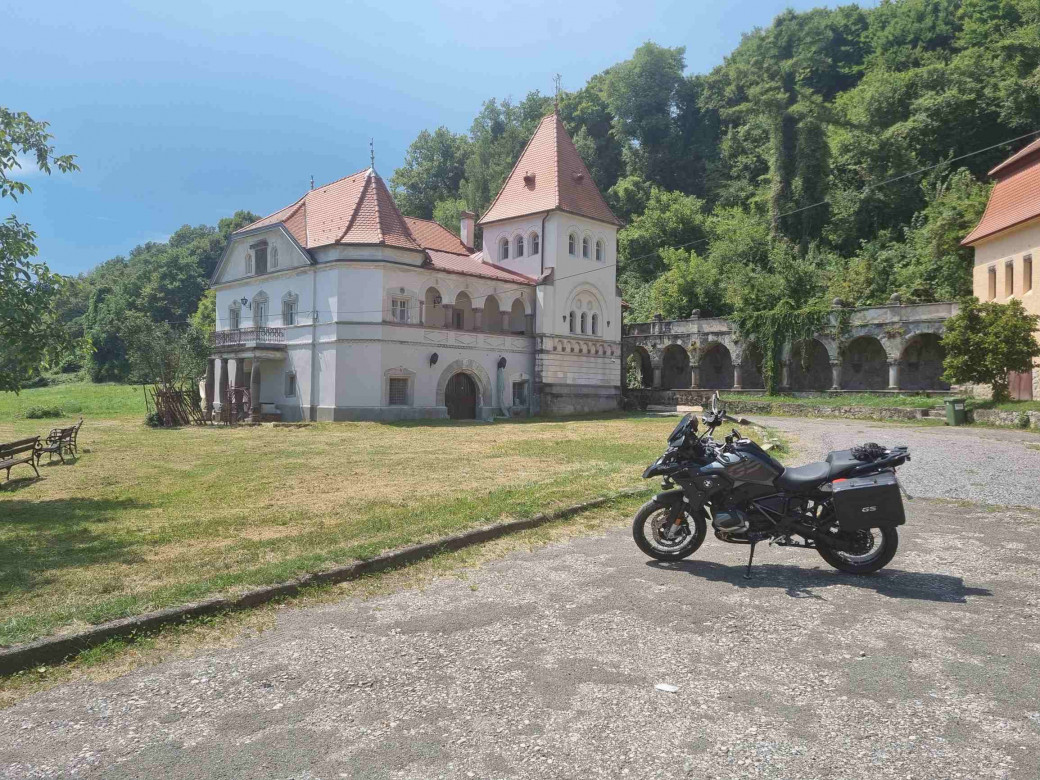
[[2, 419, 1039, 779], [754, 415, 1040, 509]]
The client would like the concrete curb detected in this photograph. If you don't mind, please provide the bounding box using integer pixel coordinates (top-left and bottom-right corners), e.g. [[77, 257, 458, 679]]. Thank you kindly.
[[0, 488, 652, 676]]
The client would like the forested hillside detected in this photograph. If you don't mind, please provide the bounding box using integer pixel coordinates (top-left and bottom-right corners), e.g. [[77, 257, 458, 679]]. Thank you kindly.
[[390, 0, 1040, 322], [49, 211, 257, 383]]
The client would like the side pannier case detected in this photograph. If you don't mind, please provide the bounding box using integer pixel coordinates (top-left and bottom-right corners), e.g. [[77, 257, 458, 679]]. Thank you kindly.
[[832, 471, 906, 529]]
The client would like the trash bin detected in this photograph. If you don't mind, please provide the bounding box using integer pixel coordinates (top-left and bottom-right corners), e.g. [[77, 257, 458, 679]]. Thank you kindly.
[[944, 398, 967, 426]]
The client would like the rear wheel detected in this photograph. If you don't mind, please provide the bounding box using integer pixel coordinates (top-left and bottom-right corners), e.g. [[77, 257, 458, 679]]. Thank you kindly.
[[632, 499, 706, 561], [817, 525, 898, 574]]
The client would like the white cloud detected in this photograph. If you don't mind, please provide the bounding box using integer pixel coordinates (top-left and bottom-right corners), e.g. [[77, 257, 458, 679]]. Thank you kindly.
[[10, 154, 44, 177]]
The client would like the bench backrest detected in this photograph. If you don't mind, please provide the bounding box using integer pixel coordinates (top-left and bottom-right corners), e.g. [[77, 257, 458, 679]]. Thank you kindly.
[[0, 437, 40, 457]]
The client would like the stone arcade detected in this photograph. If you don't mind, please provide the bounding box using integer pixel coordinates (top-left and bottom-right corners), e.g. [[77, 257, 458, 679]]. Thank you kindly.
[[622, 300, 958, 394], [207, 113, 624, 421]]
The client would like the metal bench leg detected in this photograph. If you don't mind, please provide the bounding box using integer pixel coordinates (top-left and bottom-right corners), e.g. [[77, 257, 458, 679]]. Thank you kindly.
[[30, 460, 39, 478]]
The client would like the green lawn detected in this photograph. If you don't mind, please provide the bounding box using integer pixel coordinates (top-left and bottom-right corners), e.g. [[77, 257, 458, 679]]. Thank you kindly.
[[0, 382, 147, 421], [1, 383, 761, 647]]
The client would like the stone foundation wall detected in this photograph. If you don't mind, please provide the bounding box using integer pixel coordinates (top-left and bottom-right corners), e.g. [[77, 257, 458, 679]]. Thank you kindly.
[[538, 383, 621, 416]]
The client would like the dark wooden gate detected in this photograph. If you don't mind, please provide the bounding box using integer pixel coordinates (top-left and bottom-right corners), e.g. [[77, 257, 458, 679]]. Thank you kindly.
[[445, 372, 477, 420]]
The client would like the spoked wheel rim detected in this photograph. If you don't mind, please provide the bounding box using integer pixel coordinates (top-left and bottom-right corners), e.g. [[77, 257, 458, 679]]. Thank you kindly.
[[642, 507, 693, 554], [833, 528, 884, 564]]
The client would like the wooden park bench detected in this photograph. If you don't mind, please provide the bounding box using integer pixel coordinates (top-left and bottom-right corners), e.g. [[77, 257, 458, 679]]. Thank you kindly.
[[0, 437, 41, 482], [37, 425, 77, 464]]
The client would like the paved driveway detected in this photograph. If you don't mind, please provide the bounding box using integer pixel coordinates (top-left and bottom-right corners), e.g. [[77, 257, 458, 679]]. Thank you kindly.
[[2, 419, 1039, 779]]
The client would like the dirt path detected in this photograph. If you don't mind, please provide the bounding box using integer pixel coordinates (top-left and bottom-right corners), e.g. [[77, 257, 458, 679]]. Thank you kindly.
[[2, 419, 1039, 779]]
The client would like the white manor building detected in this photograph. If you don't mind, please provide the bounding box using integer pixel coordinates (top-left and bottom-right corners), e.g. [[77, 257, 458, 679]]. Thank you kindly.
[[206, 112, 624, 421]]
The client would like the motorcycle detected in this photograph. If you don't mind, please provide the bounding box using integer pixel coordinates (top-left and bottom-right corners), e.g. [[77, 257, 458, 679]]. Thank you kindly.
[[632, 392, 910, 577]]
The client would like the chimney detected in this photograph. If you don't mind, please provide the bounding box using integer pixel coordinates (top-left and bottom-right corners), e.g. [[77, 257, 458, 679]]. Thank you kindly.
[[460, 211, 476, 248]]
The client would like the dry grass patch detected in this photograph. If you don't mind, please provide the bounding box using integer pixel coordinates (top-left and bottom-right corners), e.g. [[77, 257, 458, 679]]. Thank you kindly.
[[0, 409, 703, 647]]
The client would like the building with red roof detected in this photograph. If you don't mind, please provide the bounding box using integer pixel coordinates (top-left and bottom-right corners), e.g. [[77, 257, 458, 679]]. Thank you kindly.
[[207, 114, 623, 421], [962, 135, 1040, 400]]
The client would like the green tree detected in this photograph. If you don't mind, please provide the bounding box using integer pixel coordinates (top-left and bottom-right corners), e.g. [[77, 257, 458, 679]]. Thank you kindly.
[[390, 127, 470, 219], [941, 297, 1040, 401], [0, 108, 78, 392], [617, 187, 707, 283]]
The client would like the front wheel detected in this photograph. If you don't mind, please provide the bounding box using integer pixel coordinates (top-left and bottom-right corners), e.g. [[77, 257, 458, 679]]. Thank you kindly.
[[817, 525, 899, 574], [632, 499, 707, 561]]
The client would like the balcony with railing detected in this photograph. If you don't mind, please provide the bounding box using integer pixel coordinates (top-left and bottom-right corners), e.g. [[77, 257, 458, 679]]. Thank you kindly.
[[211, 327, 286, 350]]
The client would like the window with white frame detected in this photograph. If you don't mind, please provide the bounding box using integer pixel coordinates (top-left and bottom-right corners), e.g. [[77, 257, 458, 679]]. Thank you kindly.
[[568, 233, 576, 255], [391, 297, 410, 323], [530, 232, 539, 255], [270, 245, 279, 270], [512, 380, 528, 406], [569, 311, 576, 333], [582, 237, 590, 258], [245, 253, 253, 275], [229, 305, 241, 330], [253, 294, 268, 327], [282, 294, 298, 326], [595, 240, 604, 261], [515, 235, 524, 257], [499, 237, 509, 261], [388, 377, 409, 406], [285, 371, 297, 397]]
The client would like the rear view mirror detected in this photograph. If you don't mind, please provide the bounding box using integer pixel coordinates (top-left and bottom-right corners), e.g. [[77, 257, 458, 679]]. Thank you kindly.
[[691, 416, 699, 432]]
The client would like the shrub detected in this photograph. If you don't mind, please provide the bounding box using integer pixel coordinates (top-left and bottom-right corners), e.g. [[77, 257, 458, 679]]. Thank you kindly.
[[23, 405, 65, 419]]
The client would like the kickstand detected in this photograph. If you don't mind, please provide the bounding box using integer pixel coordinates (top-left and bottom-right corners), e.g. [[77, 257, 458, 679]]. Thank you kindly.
[[744, 541, 757, 580]]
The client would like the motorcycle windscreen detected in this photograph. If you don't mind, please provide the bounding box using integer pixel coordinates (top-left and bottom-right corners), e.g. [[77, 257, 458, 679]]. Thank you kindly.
[[832, 472, 906, 529]]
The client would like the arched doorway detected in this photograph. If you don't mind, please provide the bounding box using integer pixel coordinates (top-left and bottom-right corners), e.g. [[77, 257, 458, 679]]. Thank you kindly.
[[445, 372, 477, 419], [661, 344, 691, 389], [841, 336, 887, 391], [740, 342, 765, 389], [700, 343, 734, 389], [790, 339, 832, 391], [900, 333, 948, 390]]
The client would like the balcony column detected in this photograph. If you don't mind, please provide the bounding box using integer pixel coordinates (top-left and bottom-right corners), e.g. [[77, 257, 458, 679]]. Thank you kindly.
[[830, 360, 841, 391], [218, 358, 229, 416], [250, 360, 261, 422], [204, 359, 215, 421], [473, 307, 483, 331], [502, 312, 510, 332], [732, 362, 742, 390], [442, 304, 454, 328], [525, 313, 534, 334], [888, 360, 900, 391]]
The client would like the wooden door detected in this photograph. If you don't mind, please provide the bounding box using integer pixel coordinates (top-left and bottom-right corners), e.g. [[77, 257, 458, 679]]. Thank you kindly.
[[445, 372, 477, 420]]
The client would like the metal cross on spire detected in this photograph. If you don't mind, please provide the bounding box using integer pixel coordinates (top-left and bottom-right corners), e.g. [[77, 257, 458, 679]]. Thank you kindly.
[[370, 138, 375, 171], [553, 73, 562, 109]]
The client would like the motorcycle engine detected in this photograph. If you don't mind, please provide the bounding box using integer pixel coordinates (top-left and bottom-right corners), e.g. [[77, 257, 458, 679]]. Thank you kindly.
[[712, 508, 749, 536]]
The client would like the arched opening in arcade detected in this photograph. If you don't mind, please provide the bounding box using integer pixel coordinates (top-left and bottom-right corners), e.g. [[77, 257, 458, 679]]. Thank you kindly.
[[841, 336, 888, 391], [661, 344, 691, 389], [789, 339, 832, 391], [699, 343, 734, 389], [739, 342, 765, 390], [627, 347, 653, 388], [899, 333, 948, 391]]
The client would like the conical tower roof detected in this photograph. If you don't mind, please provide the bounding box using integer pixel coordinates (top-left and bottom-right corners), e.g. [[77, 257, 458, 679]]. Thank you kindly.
[[478, 112, 622, 227]]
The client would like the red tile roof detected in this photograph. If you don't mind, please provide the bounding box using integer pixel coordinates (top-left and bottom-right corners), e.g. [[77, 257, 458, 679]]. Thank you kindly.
[[963, 136, 1040, 245], [236, 169, 422, 251], [425, 250, 536, 285], [479, 112, 622, 227], [402, 216, 472, 255]]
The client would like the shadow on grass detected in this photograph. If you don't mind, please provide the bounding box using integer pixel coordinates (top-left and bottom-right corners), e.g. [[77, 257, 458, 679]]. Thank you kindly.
[[382, 411, 650, 430], [647, 558, 993, 604], [0, 497, 150, 595]]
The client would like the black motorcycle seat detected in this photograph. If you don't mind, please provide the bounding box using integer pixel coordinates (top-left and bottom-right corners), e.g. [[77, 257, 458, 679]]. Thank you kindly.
[[825, 449, 862, 477], [775, 461, 831, 492]]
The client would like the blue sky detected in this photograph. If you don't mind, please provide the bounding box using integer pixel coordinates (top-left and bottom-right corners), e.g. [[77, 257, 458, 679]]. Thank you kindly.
[[5, 0, 871, 276]]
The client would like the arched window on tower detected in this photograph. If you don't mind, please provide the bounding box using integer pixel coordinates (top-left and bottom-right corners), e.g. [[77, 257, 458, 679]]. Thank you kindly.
[[515, 235, 524, 257], [568, 233, 576, 256], [530, 232, 539, 255], [595, 240, 604, 261], [568, 311, 576, 333], [499, 237, 509, 261], [582, 237, 590, 258], [591, 312, 599, 335], [580, 312, 588, 334]]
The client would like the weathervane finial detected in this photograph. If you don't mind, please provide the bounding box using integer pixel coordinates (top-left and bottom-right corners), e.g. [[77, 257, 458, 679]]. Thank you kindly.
[[370, 137, 375, 171], [553, 73, 562, 109]]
